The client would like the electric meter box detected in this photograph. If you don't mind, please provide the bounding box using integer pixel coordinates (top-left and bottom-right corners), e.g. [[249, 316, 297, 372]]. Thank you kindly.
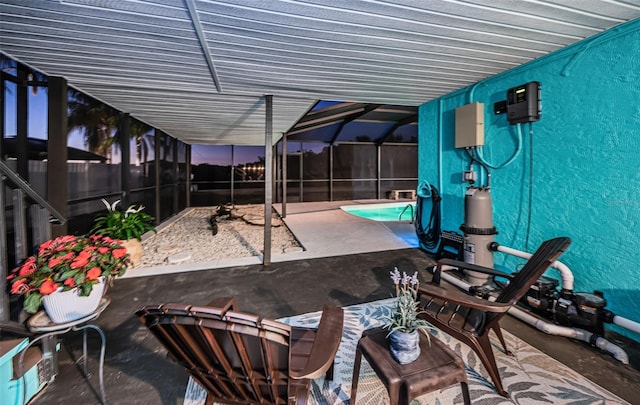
[[506, 81, 540, 124], [455, 102, 484, 148]]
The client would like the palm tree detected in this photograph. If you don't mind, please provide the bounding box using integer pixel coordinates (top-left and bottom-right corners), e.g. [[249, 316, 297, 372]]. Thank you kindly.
[[130, 119, 153, 165], [67, 88, 119, 158]]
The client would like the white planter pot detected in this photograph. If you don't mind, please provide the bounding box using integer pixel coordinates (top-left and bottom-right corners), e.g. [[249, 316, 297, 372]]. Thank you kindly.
[[42, 279, 106, 323]]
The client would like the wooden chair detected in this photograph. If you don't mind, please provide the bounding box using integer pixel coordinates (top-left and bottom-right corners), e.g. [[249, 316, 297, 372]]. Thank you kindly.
[[417, 237, 571, 397], [136, 297, 343, 405]]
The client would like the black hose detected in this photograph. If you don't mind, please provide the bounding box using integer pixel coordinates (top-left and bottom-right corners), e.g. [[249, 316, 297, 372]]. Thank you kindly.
[[415, 184, 441, 254]]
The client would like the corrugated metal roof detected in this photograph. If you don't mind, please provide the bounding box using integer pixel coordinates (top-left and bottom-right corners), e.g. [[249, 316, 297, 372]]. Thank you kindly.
[[1, 0, 638, 145]]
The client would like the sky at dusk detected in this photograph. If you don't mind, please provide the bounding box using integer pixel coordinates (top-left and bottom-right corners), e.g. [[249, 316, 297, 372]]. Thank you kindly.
[[4, 85, 269, 166]]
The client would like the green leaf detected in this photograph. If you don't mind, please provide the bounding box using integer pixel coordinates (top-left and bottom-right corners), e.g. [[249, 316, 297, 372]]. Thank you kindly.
[[24, 293, 43, 314]]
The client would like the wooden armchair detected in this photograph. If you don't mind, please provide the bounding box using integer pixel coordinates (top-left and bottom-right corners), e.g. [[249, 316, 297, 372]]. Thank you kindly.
[[136, 297, 343, 405], [417, 237, 571, 397]]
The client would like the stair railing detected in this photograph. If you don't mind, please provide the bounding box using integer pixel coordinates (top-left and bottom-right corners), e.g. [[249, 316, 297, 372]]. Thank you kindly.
[[0, 158, 67, 326]]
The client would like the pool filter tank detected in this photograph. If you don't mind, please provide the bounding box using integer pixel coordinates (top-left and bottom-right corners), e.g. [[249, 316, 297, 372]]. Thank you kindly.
[[460, 187, 497, 286]]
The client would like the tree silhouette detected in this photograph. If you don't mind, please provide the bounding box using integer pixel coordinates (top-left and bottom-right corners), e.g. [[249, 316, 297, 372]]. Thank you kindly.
[[67, 88, 119, 158]]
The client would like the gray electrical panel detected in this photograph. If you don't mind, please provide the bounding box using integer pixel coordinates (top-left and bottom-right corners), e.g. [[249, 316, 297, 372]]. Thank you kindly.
[[455, 102, 484, 148]]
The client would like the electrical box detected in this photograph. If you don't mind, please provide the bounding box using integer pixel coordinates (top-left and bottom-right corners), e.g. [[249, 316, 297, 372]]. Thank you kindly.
[[455, 102, 484, 148], [506, 81, 540, 124]]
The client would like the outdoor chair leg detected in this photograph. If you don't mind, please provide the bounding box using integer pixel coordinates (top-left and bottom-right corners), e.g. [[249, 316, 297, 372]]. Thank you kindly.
[[492, 325, 513, 356], [326, 360, 335, 381], [477, 336, 509, 397]]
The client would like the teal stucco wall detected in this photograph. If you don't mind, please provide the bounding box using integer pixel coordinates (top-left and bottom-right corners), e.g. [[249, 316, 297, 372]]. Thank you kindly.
[[418, 19, 640, 340]]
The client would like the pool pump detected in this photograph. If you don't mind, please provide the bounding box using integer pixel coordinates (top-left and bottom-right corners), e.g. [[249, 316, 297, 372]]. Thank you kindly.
[[460, 186, 498, 286]]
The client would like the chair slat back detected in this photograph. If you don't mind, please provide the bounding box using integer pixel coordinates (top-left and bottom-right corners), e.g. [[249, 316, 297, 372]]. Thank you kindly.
[[137, 304, 293, 405], [496, 237, 571, 305]]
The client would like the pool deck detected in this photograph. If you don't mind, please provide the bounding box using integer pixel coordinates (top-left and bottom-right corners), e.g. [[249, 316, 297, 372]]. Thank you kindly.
[[273, 199, 419, 261], [125, 199, 419, 278]]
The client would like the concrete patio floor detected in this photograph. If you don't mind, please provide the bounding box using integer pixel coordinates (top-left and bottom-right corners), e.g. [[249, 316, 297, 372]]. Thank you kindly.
[[16, 201, 640, 404]]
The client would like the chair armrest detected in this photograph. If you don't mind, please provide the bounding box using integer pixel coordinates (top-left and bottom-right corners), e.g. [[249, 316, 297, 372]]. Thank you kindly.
[[205, 296, 237, 312], [417, 283, 511, 313], [432, 258, 512, 285], [290, 305, 344, 380]]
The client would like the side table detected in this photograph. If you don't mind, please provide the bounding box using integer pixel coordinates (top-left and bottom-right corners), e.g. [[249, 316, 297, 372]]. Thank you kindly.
[[18, 297, 111, 405], [351, 327, 470, 405]]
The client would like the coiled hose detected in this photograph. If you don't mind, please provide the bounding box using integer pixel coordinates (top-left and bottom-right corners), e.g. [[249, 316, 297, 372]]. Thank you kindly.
[[415, 183, 441, 254]]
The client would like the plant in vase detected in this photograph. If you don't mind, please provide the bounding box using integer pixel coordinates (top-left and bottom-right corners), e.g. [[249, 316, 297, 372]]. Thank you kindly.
[[7, 234, 130, 322], [90, 199, 156, 267], [382, 267, 432, 364]]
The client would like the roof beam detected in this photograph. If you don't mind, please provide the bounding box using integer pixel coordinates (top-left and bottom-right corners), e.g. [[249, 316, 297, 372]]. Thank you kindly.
[[376, 114, 418, 145], [184, 0, 222, 93], [329, 104, 382, 145]]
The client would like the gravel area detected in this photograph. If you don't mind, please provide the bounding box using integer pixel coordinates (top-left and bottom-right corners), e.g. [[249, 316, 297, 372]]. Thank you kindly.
[[138, 205, 302, 268]]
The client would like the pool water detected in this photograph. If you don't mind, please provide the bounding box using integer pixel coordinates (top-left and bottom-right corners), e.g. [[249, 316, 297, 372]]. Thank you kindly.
[[340, 202, 416, 222]]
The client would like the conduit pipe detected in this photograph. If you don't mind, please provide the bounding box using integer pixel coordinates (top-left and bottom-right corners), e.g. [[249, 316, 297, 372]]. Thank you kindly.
[[433, 265, 629, 364], [613, 315, 640, 336], [507, 305, 629, 364], [490, 242, 575, 291]]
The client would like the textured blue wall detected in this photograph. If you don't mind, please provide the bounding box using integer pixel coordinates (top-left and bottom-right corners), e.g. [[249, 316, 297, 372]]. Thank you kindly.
[[418, 19, 640, 340]]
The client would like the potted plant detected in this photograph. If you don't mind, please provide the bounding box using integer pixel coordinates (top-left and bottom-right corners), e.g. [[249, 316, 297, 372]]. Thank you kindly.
[[382, 267, 432, 364], [90, 199, 156, 267], [7, 234, 130, 322]]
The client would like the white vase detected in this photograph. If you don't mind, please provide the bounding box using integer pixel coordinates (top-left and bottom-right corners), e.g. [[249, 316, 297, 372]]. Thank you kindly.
[[42, 279, 106, 323]]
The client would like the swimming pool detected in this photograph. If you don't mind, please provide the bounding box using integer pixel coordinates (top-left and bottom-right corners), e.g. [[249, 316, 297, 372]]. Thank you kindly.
[[340, 202, 416, 222]]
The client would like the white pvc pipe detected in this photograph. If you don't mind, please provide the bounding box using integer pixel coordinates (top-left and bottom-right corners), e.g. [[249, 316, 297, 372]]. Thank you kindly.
[[432, 268, 630, 364], [508, 305, 629, 364], [493, 244, 575, 291], [613, 315, 640, 335], [439, 265, 471, 291]]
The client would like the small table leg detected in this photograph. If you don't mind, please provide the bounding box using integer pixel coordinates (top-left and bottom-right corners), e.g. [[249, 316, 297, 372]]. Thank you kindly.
[[73, 324, 107, 405], [461, 381, 471, 405], [350, 348, 363, 404]]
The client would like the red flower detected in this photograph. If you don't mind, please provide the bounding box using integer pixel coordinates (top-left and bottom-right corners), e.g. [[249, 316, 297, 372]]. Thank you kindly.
[[18, 258, 37, 277], [78, 248, 92, 258], [112, 248, 127, 259], [48, 256, 64, 268], [71, 256, 90, 269], [39, 279, 60, 295], [11, 278, 28, 294], [39, 239, 54, 251], [64, 278, 76, 287], [98, 247, 109, 254], [86, 267, 102, 280]]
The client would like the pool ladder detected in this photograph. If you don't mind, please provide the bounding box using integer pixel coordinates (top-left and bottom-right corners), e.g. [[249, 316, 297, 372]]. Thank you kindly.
[[399, 204, 414, 223]]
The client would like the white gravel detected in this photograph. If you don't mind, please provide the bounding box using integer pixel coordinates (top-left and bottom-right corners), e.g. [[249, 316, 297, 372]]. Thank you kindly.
[[138, 205, 302, 268]]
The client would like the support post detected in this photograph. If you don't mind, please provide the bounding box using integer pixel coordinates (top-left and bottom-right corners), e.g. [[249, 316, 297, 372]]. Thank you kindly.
[[48, 76, 68, 236], [186, 144, 192, 207], [376, 144, 381, 199], [16, 67, 28, 179], [120, 112, 131, 208], [172, 137, 179, 214], [230, 145, 235, 205], [154, 129, 161, 224], [263, 95, 273, 266], [281, 133, 287, 218]]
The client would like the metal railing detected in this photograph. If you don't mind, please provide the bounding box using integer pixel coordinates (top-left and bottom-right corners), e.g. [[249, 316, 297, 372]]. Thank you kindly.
[[399, 203, 414, 222], [0, 158, 66, 324]]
